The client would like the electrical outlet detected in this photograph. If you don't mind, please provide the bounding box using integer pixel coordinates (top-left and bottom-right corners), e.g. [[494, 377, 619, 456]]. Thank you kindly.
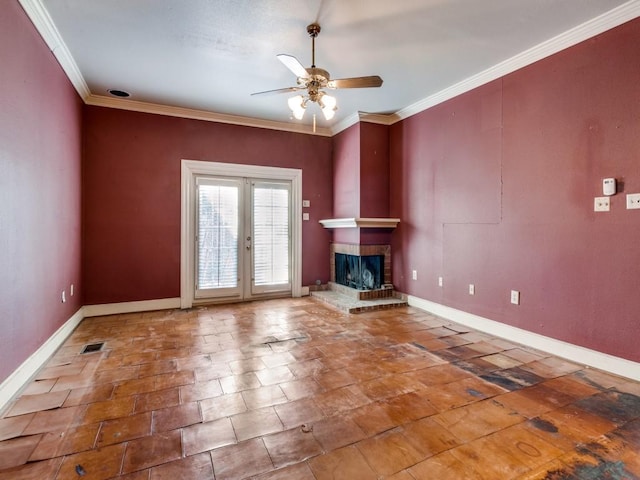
[[61, 290, 66, 303], [594, 196, 610, 212], [626, 193, 640, 210], [511, 290, 520, 305], [412, 270, 417, 280], [469, 284, 475, 295], [438, 276, 443, 287], [70, 284, 74, 296], [302, 212, 310, 221]]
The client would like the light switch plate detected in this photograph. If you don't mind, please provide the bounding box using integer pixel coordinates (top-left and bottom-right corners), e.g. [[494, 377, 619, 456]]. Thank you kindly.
[[302, 200, 310, 208], [510, 290, 520, 305], [302, 212, 309, 221], [594, 197, 610, 212], [626, 193, 640, 209]]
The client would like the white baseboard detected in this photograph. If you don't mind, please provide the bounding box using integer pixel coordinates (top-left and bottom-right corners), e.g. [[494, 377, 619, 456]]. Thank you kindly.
[[408, 295, 640, 382], [82, 297, 181, 317], [0, 308, 84, 413], [0, 298, 183, 413], [4, 295, 638, 414]]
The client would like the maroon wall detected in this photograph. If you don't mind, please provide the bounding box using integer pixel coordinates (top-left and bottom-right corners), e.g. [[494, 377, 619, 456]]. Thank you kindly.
[[359, 122, 390, 219], [390, 18, 640, 362], [0, 2, 83, 382], [332, 121, 392, 245], [331, 123, 361, 245], [359, 122, 392, 246], [82, 107, 333, 304]]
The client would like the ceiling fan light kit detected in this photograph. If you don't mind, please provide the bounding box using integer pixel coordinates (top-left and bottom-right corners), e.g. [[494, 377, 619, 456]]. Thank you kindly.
[[252, 22, 383, 124]]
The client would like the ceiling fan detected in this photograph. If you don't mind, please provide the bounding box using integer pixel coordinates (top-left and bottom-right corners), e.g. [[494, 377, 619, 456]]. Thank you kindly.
[[252, 23, 383, 121]]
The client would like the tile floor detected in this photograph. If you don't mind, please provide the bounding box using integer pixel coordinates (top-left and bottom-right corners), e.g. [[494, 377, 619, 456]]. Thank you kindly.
[[0, 298, 639, 479]]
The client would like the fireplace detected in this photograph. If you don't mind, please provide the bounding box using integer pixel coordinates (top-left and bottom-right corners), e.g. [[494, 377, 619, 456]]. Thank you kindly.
[[312, 241, 405, 312], [330, 243, 391, 290], [335, 253, 383, 290]]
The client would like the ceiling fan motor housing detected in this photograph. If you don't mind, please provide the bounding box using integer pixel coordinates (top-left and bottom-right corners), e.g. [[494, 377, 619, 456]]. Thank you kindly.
[[307, 23, 321, 37]]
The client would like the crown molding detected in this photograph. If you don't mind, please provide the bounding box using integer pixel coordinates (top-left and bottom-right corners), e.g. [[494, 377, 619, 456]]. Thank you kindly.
[[395, 0, 640, 122], [18, 0, 90, 99], [330, 112, 397, 135], [330, 113, 360, 135], [358, 112, 398, 126], [85, 94, 332, 137], [20, 0, 640, 136]]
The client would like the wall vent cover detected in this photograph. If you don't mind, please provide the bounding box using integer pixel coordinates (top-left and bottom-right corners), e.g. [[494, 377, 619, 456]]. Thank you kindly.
[[81, 343, 104, 354]]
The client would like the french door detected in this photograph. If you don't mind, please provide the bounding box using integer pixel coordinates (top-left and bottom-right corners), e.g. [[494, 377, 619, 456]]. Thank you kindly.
[[194, 176, 292, 301], [181, 160, 302, 308]]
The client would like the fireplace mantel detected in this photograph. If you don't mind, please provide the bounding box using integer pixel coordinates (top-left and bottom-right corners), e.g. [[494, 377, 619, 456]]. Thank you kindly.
[[319, 217, 400, 229]]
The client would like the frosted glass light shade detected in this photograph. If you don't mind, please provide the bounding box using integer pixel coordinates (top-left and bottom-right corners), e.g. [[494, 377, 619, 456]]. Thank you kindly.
[[288, 95, 305, 120], [321, 94, 337, 120]]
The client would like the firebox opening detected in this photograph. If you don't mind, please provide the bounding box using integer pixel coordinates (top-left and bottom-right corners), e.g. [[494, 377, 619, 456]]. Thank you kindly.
[[335, 253, 383, 290]]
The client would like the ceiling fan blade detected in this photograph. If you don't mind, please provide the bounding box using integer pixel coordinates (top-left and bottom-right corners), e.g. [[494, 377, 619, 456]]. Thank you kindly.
[[251, 86, 303, 96], [277, 54, 310, 79], [327, 75, 383, 89]]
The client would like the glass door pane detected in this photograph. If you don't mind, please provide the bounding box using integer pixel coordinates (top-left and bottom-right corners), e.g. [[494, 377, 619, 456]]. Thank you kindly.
[[195, 177, 242, 299], [251, 181, 291, 294]]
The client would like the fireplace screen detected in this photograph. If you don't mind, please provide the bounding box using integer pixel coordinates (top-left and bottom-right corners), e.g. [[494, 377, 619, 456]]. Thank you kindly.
[[335, 253, 383, 290]]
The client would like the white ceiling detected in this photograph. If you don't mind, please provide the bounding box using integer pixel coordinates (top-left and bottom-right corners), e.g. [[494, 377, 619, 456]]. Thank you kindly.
[[28, 0, 639, 134]]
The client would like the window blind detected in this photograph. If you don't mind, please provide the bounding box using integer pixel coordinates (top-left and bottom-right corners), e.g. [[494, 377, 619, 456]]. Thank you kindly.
[[197, 184, 239, 289], [252, 183, 290, 286]]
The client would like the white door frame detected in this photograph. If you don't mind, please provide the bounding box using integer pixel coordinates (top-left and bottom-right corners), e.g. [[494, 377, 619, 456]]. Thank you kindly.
[[180, 159, 302, 309]]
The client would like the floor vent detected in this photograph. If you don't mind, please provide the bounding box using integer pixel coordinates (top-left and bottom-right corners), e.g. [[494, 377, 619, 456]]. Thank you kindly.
[[81, 343, 104, 354]]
